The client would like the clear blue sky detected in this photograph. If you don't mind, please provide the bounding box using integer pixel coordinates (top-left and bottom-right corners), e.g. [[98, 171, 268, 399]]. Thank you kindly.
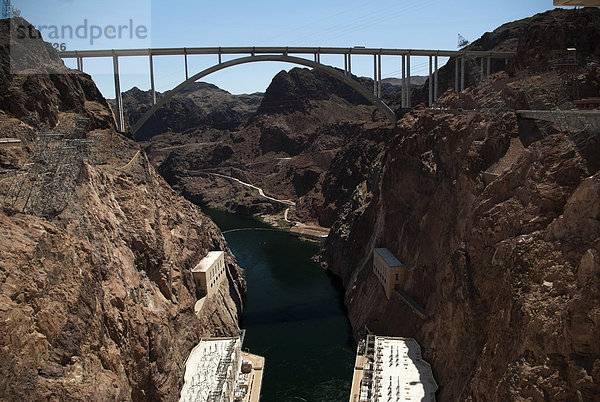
[[16, 0, 564, 97]]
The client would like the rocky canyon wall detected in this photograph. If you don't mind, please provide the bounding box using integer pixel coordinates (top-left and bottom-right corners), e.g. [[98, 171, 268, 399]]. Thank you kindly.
[[0, 18, 245, 401], [323, 8, 600, 401]]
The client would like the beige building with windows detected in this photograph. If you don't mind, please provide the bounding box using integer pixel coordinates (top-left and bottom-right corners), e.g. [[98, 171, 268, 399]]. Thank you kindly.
[[373, 248, 405, 299], [192, 251, 226, 314]]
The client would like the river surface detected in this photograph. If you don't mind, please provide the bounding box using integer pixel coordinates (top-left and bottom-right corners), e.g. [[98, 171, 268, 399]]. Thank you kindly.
[[205, 208, 355, 402]]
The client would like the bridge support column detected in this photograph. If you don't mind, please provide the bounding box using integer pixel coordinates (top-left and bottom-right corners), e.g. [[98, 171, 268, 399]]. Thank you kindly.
[[112, 53, 125, 132], [434, 55, 439, 100], [428, 55, 433, 106], [377, 54, 382, 98], [455, 57, 459, 91], [460, 56, 465, 91], [480, 57, 484, 81], [314, 53, 320, 63], [406, 53, 411, 108], [149, 52, 156, 105], [344, 54, 348, 76], [184, 48, 189, 80], [348, 53, 352, 76], [401, 55, 406, 108], [487, 56, 491, 76], [76, 56, 83, 72], [373, 54, 382, 98]]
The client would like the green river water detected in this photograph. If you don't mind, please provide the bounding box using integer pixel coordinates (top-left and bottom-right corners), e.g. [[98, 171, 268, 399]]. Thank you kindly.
[[204, 208, 355, 402]]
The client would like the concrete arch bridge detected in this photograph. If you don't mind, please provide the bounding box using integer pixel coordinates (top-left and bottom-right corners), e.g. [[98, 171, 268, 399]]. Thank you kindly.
[[58, 46, 514, 135]]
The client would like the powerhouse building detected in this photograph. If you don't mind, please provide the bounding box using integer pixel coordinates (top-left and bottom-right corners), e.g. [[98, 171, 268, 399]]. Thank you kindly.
[[349, 335, 438, 402]]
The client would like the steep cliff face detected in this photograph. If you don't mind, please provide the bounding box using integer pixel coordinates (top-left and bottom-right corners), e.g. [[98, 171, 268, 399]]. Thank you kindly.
[[324, 8, 600, 400], [0, 18, 245, 401], [324, 74, 600, 401]]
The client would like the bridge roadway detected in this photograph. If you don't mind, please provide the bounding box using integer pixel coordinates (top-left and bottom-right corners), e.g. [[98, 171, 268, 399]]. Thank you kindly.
[[58, 46, 515, 133]]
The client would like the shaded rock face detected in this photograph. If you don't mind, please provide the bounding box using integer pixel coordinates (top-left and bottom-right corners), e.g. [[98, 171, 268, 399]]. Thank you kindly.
[[0, 18, 114, 131], [0, 17, 245, 401], [255, 68, 371, 115], [323, 66, 600, 399], [121, 82, 263, 141], [408, 7, 600, 109]]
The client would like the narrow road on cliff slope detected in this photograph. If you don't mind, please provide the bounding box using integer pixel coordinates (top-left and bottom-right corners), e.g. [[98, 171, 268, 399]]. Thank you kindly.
[[209, 172, 296, 207]]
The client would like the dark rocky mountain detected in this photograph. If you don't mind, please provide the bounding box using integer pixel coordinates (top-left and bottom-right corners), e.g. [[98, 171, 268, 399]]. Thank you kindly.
[[139, 65, 385, 219], [381, 76, 427, 93], [0, 17, 245, 401], [121, 82, 263, 141]]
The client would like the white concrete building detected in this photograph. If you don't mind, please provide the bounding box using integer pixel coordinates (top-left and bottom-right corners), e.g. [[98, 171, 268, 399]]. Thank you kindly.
[[349, 335, 438, 402], [373, 248, 405, 299]]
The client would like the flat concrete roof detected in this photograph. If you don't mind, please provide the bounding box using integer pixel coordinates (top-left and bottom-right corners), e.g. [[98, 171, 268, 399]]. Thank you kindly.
[[350, 336, 437, 402], [374, 248, 404, 267], [180, 337, 239, 402], [192, 251, 224, 273], [372, 337, 437, 401]]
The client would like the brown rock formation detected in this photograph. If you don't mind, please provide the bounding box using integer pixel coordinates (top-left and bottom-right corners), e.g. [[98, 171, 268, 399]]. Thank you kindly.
[[140, 67, 382, 219], [0, 17, 245, 401], [324, 65, 600, 402]]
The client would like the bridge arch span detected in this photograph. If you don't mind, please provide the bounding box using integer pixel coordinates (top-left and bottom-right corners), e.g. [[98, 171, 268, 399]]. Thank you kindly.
[[131, 54, 396, 136]]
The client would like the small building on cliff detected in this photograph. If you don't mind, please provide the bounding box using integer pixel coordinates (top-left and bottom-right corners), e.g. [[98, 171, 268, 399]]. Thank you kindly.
[[192, 250, 226, 314], [349, 335, 438, 402], [192, 251, 226, 297], [373, 248, 405, 299]]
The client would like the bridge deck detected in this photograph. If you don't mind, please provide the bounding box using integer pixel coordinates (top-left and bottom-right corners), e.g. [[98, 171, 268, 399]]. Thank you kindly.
[[59, 46, 515, 59]]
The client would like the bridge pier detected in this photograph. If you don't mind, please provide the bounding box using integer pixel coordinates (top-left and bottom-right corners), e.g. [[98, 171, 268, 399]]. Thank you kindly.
[[434, 55, 439, 100], [112, 52, 125, 132], [428, 55, 433, 106], [348, 53, 352, 76], [344, 54, 348, 76], [373, 54, 382, 98], [76, 56, 83, 72], [487, 56, 491, 76], [401, 55, 406, 108], [480, 57, 484, 80], [378, 54, 382, 98], [406, 53, 411, 108], [149, 52, 156, 105], [460, 56, 465, 91], [184, 48, 189, 80], [455, 57, 459, 91]]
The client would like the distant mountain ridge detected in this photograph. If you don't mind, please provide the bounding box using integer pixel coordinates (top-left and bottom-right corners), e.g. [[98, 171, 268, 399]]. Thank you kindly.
[[120, 82, 263, 140]]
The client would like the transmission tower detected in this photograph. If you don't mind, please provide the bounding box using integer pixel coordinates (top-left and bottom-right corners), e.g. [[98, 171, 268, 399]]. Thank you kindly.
[[2, 0, 11, 19]]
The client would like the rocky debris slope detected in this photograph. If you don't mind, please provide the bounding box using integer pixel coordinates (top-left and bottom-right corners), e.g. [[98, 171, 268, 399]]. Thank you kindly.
[[0, 18, 245, 401], [323, 8, 600, 401]]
